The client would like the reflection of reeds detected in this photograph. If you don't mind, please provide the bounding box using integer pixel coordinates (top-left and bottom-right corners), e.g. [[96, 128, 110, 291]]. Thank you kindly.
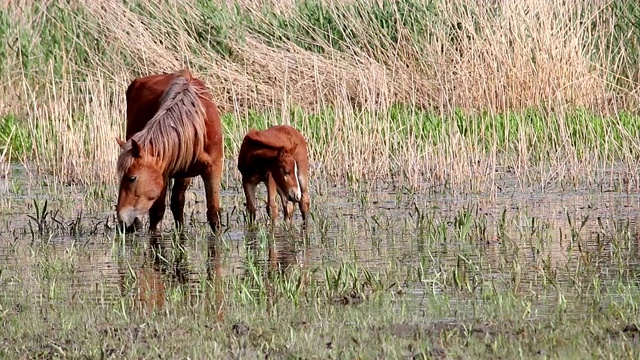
[[0, 1, 639, 188]]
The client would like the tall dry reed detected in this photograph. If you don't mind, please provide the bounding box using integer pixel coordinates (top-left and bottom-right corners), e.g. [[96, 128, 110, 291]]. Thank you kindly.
[[0, 0, 637, 190]]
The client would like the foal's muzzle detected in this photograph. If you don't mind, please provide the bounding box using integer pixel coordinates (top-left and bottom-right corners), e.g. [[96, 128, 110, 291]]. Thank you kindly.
[[288, 189, 302, 203]]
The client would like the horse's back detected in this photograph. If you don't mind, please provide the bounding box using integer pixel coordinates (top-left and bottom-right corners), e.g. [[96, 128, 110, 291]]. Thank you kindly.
[[125, 74, 172, 140], [125, 72, 216, 140]]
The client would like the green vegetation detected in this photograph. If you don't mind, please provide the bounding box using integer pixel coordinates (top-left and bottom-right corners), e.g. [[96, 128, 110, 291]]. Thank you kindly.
[[1, 181, 640, 358], [0, 2, 640, 356], [0, 114, 29, 160], [3, 277, 639, 358]]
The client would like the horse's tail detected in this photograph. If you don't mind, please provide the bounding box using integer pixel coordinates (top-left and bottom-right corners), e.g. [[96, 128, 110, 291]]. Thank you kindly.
[[160, 69, 198, 103], [174, 68, 193, 82]]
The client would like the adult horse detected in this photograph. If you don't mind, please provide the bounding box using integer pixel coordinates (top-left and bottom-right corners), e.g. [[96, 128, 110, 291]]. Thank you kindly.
[[116, 69, 223, 233], [237, 125, 310, 224]]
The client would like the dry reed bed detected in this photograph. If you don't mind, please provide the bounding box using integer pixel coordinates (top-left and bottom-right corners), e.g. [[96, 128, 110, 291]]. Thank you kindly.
[[0, 0, 638, 190]]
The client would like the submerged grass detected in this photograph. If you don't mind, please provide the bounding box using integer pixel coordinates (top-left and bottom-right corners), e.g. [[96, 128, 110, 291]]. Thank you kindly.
[[2, 185, 640, 358]]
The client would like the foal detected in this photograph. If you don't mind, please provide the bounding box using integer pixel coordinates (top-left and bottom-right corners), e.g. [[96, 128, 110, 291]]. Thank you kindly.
[[237, 125, 310, 224]]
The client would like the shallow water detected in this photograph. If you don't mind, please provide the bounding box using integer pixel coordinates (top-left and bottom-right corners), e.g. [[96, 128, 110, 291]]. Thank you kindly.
[[1, 163, 640, 319]]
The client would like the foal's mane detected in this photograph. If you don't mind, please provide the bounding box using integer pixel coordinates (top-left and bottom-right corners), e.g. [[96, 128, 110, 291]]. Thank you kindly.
[[118, 70, 208, 176]]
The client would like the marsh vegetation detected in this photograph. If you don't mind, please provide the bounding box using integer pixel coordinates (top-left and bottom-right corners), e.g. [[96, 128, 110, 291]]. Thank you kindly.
[[1, 0, 639, 188], [1, 0, 640, 358]]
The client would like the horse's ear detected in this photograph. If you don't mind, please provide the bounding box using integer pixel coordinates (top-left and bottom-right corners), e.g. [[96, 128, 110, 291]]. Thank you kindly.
[[130, 139, 142, 158], [116, 137, 126, 148]]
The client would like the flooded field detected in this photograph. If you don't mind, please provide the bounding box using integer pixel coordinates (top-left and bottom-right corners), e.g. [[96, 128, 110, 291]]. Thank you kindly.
[[1, 163, 640, 358]]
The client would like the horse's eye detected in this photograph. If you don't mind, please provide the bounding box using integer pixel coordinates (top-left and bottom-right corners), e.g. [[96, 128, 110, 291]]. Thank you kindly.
[[128, 175, 137, 182], [283, 169, 290, 175]]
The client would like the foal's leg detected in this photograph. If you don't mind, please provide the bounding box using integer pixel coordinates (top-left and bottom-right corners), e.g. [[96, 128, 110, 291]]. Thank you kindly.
[[278, 188, 295, 223], [298, 174, 311, 223], [299, 191, 310, 223], [242, 178, 258, 223], [202, 159, 223, 231], [149, 185, 168, 233], [265, 174, 279, 221], [170, 177, 192, 230]]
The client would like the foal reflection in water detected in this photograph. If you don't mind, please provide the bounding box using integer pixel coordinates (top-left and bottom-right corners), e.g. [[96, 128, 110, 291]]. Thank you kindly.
[[238, 125, 311, 224]]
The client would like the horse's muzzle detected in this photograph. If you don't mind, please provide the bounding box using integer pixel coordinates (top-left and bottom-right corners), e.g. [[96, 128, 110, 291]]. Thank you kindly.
[[117, 208, 143, 233], [116, 217, 142, 233]]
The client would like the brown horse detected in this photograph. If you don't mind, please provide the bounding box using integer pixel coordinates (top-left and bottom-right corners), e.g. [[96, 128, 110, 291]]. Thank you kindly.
[[116, 69, 223, 232], [237, 125, 310, 223]]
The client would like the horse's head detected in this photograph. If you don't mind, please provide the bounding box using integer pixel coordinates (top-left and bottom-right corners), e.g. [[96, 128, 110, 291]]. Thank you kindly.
[[116, 138, 165, 231], [271, 146, 302, 203]]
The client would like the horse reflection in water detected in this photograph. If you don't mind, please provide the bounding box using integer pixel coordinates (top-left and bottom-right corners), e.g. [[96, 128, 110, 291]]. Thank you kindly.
[[207, 236, 225, 322], [114, 235, 184, 313], [117, 234, 226, 319], [135, 265, 166, 312], [118, 227, 308, 317], [118, 235, 185, 314], [244, 227, 310, 273]]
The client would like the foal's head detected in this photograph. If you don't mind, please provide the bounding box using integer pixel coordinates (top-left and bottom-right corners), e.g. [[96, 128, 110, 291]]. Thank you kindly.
[[271, 147, 302, 202], [116, 138, 165, 230]]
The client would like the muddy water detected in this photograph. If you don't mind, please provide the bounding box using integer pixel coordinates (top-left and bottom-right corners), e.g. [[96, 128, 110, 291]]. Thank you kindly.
[[1, 163, 640, 318]]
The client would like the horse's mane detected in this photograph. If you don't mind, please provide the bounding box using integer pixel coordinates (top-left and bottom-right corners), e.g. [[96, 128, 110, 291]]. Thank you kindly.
[[117, 69, 207, 176]]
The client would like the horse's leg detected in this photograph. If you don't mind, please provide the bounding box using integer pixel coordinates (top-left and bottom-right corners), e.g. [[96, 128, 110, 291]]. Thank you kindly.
[[265, 174, 279, 221], [202, 158, 223, 231], [242, 178, 258, 223], [149, 184, 168, 233], [131, 218, 143, 232], [170, 177, 192, 230]]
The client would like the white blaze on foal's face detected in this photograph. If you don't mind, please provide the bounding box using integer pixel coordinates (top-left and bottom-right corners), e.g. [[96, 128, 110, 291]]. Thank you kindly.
[[293, 161, 302, 201], [275, 151, 302, 202]]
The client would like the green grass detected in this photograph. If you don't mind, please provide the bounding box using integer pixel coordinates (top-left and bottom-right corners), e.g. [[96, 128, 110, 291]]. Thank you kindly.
[[3, 0, 638, 81], [0, 114, 30, 160], [3, 283, 639, 358], [224, 106, 640, 171], [1, 0, 639, 186]]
